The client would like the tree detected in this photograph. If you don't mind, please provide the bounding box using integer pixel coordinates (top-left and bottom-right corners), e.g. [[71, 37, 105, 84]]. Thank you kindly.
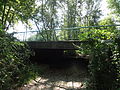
[[61, 0, 102, 40], [107, 0, 120, 24], [99, 17, 116, 31], [28, 0, 102, 41], [31, 0, 60, 41], [0, 0, 36, 31], [107, 0, 120, 17], [64, 0, 78, 39], [80, 0, 102, 26]]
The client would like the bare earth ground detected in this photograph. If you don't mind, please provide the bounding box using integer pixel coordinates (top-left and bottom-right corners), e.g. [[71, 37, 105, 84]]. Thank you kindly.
[[18, 62, 89, 90]]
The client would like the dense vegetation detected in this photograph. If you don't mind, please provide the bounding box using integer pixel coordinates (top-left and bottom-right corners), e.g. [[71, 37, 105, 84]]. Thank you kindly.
[[0, 0, 36, 30], [0, 27, 42, 90], [79, 38, 120, 90], [0, 0, 38, 89], [0, 0, 120, 90], [0, 28, 28, 89]]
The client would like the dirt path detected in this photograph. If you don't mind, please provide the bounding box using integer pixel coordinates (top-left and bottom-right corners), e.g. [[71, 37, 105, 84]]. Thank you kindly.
[[18, 62, 88, 90]]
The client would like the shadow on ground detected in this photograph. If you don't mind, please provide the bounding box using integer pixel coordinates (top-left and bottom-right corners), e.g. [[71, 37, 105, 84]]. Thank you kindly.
[[19, 49, 89, 90], [19, 59, 89, 90]]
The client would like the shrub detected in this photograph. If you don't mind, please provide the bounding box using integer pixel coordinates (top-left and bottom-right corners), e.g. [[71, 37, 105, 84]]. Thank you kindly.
[[0, 29, 32, 90], [81, 39, 120, 90]]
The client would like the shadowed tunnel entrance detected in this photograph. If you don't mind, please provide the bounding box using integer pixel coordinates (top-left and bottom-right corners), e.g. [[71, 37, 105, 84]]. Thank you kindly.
[[30, 48, 89, 69], [27, 41, 89, 68], [24, 49, 89, 90]]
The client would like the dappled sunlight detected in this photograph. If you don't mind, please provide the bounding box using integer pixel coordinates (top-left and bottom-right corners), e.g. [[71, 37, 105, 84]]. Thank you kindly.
[[20, 77, 87, 90], [19, 63, 88, 90]]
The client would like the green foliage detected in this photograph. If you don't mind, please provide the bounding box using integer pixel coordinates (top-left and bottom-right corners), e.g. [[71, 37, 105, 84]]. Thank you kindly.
[[80, 38, 120, 90], [0, 0, 36, 30], [79, 28, 115, 41], [81, 18, 115, 39], [33, 0, 59, 31], [77, 17, 119, 89], [107, 0, 120, 16], [28, 34, 44, 41], [99, 17, 116, 32], [0, 28, 35, 90], [28, 30, 58, 41], [58, 29, 79, 40], [30, 0, 102, 41]]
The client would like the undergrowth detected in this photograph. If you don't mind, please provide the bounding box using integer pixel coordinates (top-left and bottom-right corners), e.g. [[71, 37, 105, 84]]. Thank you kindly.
[[80, 38, 120, 90], [0, 28, 40, 90]]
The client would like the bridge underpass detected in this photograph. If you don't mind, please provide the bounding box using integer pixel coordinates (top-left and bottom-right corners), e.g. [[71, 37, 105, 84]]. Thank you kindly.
[[27, 41, 89, 67], [13, 25, 120, 67]]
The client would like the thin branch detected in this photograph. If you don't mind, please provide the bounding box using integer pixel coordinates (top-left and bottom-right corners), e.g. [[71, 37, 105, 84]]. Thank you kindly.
[[4, 6, 11, 28], [2, 2, 6, 27], [35, 21, 46, 41], [5, 12, 15, 31]]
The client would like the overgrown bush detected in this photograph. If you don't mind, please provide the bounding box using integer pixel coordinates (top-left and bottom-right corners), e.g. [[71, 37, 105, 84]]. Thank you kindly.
[[0, 28, 36, 90], [83, 39, 120, 90]]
